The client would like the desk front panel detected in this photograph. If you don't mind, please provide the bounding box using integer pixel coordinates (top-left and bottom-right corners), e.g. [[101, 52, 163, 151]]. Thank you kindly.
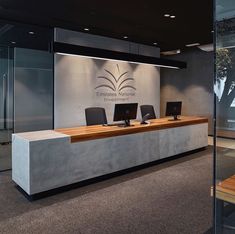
[[12, 116, 208, 195]]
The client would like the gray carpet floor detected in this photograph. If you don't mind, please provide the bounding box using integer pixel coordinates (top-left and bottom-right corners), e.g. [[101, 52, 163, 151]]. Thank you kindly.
[[216, 147, 235, 181], [0, 147, 213, 234], [0, 129, 12, 171], [0, 144, 11, 171]]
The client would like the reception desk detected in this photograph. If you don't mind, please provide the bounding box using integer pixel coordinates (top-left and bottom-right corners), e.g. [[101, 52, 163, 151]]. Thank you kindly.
[[12, 116, 208, 195]]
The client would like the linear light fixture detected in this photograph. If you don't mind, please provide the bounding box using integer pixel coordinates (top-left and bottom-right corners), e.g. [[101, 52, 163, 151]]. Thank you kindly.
[[53, 42, 187, 69], [56, 52, 181, 69], [185, 43, 200, 47], [161, 49, 181, 56], [197, 43, 213, 52]]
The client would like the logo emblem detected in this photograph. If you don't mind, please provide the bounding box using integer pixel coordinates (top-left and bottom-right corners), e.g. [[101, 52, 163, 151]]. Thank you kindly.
[[95, 64, 136, 92]]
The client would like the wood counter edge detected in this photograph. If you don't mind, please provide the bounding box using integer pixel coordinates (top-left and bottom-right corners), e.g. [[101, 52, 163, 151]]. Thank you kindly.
[[55, 116, 208, 143]]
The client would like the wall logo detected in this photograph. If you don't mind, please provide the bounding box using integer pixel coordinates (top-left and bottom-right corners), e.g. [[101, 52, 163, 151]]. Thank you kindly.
[[95, 64, 136, 102]]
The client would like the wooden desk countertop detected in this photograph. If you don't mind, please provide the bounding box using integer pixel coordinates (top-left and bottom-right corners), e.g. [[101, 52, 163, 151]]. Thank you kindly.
[[216, 175, 235, 204], [55, 116, 208, 143]]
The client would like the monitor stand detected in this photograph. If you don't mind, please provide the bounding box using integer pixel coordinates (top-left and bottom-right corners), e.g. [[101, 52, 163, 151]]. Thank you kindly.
[[168, 115, 181, 121], [141, 113, 150, 125], [118, 119, 133, 127]]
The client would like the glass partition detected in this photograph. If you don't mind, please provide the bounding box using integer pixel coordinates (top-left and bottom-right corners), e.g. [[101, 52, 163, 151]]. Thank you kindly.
[[215, 0, 235, 233], [0, 20, 53, 171], [14, 48, 53, 133], [0, 47, 13, 171]]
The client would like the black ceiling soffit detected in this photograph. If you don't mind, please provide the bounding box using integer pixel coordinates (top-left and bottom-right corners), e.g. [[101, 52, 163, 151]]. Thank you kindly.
[[53, 42, 187, 69], [0, 1, 213, 51]]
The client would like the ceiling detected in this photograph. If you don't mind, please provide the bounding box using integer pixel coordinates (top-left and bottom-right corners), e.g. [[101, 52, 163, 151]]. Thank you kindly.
[[0, 0, 213, 51]]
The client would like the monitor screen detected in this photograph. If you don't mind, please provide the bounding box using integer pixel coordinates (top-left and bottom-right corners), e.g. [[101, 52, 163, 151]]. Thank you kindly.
[[113, 103, 138, 122], [165, 102, 182, 116]]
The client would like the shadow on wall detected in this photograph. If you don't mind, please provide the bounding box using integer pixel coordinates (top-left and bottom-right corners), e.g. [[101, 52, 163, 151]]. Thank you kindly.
[[160, 48, 213, 135]]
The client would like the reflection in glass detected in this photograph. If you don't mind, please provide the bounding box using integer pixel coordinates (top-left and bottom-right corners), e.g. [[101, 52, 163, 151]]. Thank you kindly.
[[215, 3, 235, 233], [0, 20, 53, 171], [0, 47, 13, 171], [14, 48, 53, 133]]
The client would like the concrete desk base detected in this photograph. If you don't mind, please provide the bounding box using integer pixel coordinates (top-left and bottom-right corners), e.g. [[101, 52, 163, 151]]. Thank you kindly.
[[12, 117, 208, 195]]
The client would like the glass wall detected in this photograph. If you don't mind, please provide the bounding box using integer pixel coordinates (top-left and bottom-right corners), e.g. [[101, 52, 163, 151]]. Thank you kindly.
[[14, 48, 53, 133], [0, 21, 53, 171], [0, 47, 13, 171], [215, 0, 235, 233]]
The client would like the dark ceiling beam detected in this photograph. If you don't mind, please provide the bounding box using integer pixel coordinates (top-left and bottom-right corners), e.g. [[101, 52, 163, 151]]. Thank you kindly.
[[53, 42, 187, 69]]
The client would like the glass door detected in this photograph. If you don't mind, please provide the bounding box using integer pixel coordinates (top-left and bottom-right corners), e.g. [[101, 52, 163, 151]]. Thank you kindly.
[[0, 46, 13, 171]]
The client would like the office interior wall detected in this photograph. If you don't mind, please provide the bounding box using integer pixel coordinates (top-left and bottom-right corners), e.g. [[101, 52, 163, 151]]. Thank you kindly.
[[55, 54, 160, 128], [160, 48, 213, 134], [54, 28, 160, 128], [14, 48, 53, 133]]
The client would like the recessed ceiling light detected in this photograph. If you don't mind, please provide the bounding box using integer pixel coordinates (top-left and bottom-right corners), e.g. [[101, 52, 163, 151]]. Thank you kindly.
[[123, 36, 128, 39], [84, 28, 89, 31], [164, 14, 170, 17], [29, 31, 35, 35], [153, 42, 158, 45], [11, 41, 16, 44], [170, 15, 176, 18], [185, 43, 200, 47]]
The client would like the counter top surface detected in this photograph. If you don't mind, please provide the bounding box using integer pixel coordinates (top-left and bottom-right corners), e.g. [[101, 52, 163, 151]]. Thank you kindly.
[[12, 130, 69, 142], [216, 175, 235, 204], [12, 116, 208, 143], [55, 116, 208, 143]]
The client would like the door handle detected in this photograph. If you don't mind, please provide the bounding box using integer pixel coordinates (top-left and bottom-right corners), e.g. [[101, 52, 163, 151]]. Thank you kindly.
[[2, 73, 7, 129]]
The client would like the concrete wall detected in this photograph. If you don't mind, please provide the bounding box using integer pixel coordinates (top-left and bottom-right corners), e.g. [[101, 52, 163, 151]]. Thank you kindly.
[[160, 48, 213, 134], [55, 54, 160, 128], [54, 28, 161, 128]]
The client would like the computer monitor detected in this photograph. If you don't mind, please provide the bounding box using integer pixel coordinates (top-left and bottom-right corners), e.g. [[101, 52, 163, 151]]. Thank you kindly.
[[113, 103, 138, 127], [165, 101, 182, 121]]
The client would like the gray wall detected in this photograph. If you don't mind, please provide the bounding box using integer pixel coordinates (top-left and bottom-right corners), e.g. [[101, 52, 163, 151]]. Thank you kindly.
[[55, 54, 160, 128], [54, 28, 160, 128], [160, 48, 213, 134]]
